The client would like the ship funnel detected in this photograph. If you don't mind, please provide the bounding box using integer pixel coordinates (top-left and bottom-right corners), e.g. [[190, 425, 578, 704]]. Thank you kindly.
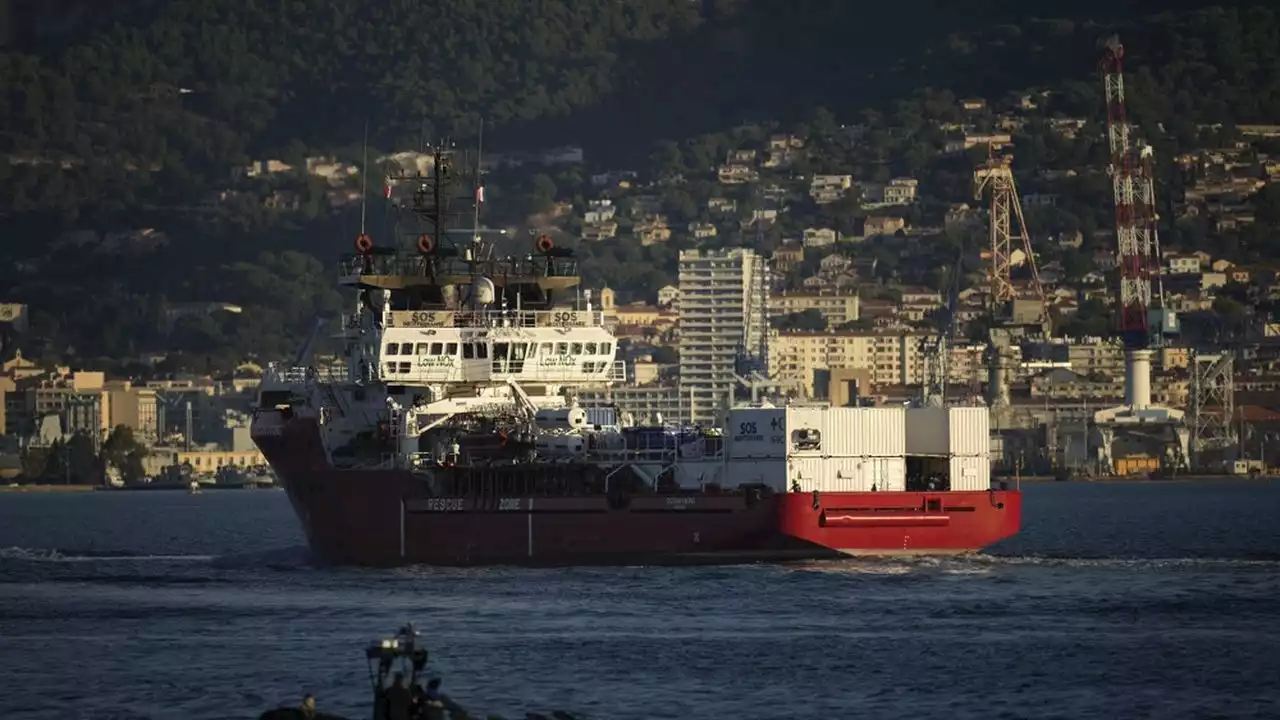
[[473, 277, 496, 306]]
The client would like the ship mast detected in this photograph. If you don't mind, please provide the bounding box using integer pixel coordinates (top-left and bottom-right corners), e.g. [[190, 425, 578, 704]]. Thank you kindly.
[[360, 120, 370, 237], [472, 122, 484, 242]]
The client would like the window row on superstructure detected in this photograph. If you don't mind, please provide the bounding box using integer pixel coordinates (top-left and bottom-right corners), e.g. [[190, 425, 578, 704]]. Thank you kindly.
[[384, 340, 615, 358], [380, 339, 617, 379]]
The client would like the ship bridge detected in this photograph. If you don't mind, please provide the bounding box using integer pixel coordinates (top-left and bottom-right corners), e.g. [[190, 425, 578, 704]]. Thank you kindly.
[[371, 308, 625, 386]]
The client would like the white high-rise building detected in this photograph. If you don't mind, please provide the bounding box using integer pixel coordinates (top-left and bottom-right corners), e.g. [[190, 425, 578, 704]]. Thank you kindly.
[[677, 248, 769, 425]]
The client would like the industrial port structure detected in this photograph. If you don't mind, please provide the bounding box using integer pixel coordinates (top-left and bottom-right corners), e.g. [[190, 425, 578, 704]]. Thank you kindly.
[[916, 36, 1239, 476], [575, 36, 1249, 478]]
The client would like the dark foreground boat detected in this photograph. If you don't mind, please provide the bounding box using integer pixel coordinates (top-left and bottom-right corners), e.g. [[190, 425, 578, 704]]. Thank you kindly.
[[258, 624, 580, 720]]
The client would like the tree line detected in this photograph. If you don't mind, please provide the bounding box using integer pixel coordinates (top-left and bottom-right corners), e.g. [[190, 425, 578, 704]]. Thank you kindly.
[[3, 3, 1280, 366]]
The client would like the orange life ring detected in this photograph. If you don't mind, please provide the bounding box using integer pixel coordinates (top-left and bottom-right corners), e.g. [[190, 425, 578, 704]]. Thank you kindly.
[[355, 233, 374, 253], [535, 234, 554, 253], [416, 233, 435, 254], [497, 430, 508, 448]]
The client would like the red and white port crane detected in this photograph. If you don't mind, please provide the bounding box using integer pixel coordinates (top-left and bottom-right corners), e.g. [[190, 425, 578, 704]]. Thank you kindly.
[[1092, 36, 1189, 476], [1099, 36, 1166, 350]]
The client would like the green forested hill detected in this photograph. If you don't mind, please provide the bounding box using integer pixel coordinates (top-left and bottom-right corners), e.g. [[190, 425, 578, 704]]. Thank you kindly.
[[0, 0, 703, 223], [5, 0, 1278, 226], [3, 0, 1280, 370]]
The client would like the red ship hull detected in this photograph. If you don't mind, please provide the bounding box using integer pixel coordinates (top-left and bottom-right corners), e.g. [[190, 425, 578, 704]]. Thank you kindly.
[[255, 418, 1022, 566]]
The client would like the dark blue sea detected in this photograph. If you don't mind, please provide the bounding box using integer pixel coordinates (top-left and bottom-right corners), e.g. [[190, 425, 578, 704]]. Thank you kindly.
[[2, 481, 1279, 720]]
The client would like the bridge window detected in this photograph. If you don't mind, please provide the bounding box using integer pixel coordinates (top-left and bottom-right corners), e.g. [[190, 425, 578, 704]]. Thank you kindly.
[[446, 342, 458, 355], [510, 343, 530, 372], [540, 342, 553, 355], [477, 343, 488, 359], [385, 343, 400, 355], [415, 343, 429, 355], [430, 342, 443, 355], [398, 362, 411, 373], [556, 343, 568, 355], [600, 343, 613, 356], [571, 343, 583, 355], [584, 342, 597, 354]]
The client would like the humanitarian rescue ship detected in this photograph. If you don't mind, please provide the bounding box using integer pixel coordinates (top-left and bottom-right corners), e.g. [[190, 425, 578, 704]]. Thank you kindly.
[[249, 144, 1021, 566]]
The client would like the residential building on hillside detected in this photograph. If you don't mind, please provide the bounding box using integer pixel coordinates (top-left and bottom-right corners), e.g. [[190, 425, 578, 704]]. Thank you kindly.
[[769, 291, 861, 328], [768, 330, 935, 396], [677, 249, 769, 424], [881, 177, 919, 205], [803, 227, 838, 247]]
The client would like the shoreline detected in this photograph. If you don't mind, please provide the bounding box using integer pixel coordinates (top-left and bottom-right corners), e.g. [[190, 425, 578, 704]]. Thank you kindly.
[[1009, 474, 1275, 483], [5, 477, 1271, 493], [1, 483, 276, 493], [0, 484, 98, 493]]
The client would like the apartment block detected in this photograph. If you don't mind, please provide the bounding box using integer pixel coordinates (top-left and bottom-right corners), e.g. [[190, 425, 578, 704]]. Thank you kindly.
[[768, 330, 937, 397], [106, 380, 159, 444], [769, 291, 861, 328], [677, 248, 769, 424]]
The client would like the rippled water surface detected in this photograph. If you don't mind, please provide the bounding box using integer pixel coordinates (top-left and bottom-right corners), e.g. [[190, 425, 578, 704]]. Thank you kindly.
[[2, 481, 1279, 720]]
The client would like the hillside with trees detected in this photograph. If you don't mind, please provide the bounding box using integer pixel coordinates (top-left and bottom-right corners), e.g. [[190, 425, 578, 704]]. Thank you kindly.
[[3, 1, 1280, 369]]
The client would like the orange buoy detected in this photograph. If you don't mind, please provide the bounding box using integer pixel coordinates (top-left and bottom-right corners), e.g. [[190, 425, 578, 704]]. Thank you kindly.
[[355, 233, 374, 253], [535, 234, 554, 253], [416, 233, 435, 254]]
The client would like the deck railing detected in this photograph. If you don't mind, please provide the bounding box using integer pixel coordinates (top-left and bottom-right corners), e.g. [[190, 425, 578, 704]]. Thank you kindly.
[[383, 308, 608, 329], [261, 364, 347, 387], [337, 252, 580, 281]]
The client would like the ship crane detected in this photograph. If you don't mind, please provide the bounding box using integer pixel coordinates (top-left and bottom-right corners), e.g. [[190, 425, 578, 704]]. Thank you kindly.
[[1092, 35, 1188, 475]]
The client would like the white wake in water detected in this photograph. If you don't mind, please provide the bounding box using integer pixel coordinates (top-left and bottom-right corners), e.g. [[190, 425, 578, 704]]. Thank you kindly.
[[0, 546, 215, 563], [781, 553, 1280, 577]]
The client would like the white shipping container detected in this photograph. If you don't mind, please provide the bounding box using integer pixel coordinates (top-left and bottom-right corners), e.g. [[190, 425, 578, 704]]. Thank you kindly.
[[859, 456, 907, 492], [788, 457, 855, 492], [786, 457, 830, 492], [786, 457, 904, 493], [727, 407, 787, 459], [825, 406, 906, 457], [949, 455, 992, 492], [784, 406, 828, 456], [948, 407, 990, 457], [904, 407, 949, 455]]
